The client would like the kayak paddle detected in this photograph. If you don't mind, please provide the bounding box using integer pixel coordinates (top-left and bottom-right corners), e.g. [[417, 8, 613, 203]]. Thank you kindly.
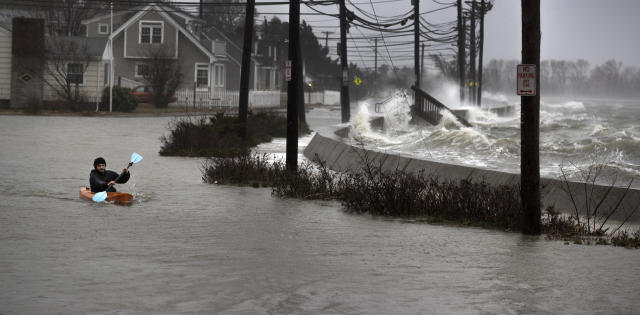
[[92, 152, 143, 203]]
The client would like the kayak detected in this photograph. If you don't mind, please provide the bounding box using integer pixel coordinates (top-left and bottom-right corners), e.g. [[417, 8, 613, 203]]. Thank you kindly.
[[80, 187, 133, 205]]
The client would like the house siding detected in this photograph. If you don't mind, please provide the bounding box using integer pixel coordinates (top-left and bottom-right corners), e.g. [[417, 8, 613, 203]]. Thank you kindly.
[[85, 14, 130, 37], [42, 60, 105, 103], [112, 31, 209, 90], [124, 11, 178, 58], [176, 32, 209, 89], [0, 27, 11, 100]]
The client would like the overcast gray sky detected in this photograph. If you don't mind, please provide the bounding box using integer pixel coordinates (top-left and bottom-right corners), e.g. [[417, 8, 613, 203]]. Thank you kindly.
[[248, 0, 640, 70]]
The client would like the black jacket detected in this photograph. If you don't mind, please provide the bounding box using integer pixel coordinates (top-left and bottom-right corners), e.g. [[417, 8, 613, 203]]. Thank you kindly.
[[90, 169, 130, 192]]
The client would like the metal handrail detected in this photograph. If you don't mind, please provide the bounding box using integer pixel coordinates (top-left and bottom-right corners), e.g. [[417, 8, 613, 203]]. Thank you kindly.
[[374, 95, 395, 113], [410, 85, 472, 127]]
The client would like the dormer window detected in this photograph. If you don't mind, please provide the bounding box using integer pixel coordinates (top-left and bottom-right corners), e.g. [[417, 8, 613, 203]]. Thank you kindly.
[[140, 21, 163, 44], [98, 24, 108, 34]]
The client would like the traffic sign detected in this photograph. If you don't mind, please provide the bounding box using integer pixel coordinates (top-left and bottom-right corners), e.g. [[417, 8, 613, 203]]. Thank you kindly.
[[354, 76, 362, 86], [517, 64, 536, 96]]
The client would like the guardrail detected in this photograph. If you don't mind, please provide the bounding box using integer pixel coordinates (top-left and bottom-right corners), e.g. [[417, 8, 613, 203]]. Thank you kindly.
[[411, 85, 472, 127]]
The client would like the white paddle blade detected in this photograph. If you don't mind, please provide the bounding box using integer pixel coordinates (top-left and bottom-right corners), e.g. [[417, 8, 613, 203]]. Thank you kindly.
[[130, 152, 143, 164], [92, 191, 107, 202]]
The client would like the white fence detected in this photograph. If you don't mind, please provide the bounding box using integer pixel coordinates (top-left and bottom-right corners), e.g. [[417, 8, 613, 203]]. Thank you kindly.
[[175, 89, 341, 109], [174, 89, 285, 109]]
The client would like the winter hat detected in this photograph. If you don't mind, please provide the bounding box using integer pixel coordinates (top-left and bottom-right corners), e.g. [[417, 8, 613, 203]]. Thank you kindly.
[[93, 157, 106, 168]]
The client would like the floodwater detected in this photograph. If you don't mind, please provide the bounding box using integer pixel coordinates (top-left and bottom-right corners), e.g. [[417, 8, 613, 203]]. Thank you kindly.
[[1, 111, 639, 314]]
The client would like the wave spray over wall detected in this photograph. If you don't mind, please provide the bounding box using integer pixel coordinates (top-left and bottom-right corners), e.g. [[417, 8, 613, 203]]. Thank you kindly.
[[348, 90, 640, 188]]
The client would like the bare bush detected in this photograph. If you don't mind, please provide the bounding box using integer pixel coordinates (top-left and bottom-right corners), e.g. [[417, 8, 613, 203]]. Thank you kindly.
[[559, 151, 638, 238]]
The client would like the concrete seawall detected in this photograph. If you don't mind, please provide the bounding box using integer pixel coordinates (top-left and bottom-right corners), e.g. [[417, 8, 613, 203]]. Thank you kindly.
[[303, 128, 640, 223]]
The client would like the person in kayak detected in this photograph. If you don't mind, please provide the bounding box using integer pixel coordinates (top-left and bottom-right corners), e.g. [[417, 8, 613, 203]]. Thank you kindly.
[[90, 157, 130, 192]]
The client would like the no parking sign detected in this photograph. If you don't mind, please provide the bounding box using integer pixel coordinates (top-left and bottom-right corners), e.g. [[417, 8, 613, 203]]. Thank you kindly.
[[517, 64, 536, 96]]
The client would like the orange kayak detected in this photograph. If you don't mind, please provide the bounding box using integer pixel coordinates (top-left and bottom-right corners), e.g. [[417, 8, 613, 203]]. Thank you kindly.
[[80, 187, 133, 205]]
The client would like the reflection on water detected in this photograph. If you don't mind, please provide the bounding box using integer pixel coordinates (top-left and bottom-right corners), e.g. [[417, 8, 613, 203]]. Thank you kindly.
[[0, 113, 639, 314]]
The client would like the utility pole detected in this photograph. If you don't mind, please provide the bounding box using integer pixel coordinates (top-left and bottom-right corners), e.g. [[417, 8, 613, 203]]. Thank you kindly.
[[199, 0, 203, 19], [421, 42, 425, 88], [521, 0, 541, 234], [413, 0, 420, 90], [373, 38, 378, 99], [339, 0, 350, 123], [468, 0, 477, 106], [287, 0, 301, 172], [477, 0, 491, 107], [297, 53, 305, 124], [457, 0, 464, 105], [239, 0, 255, 138], [321, 31, 334, 48]]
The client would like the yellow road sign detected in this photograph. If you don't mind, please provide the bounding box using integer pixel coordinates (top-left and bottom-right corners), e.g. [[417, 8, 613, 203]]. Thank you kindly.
[[354, 76, 362, 86]]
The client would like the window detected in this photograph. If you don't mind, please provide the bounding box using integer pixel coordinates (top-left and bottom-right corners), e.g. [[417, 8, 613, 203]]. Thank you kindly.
[[140, 22, 163, 44], [98, 24, 108, 34], [67, 63, 84, 85], [196, 64, 209, 88], [135, 63, 149, 78], [213, 64, 225, 87]]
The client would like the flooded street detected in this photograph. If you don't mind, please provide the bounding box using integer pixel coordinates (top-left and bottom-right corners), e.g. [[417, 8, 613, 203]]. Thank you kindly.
[[1, 111, 639, 314]]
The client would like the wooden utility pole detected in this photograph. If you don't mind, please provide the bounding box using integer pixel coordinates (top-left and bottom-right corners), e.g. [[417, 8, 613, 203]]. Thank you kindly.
[[457, 0, 465, 105], [374, 37, 378, 99], [287, 0, 301, 172], [413, 0, 420, 90], [321, 31, 334, 48], [297, 55, 305, 124], [239, 0, 255, 138], [477, 0, 486, 107], [468, 0, 476, 106], [421, 42, 425, 87], [521, 0, 541, 234], [339, 0, 350, 123]]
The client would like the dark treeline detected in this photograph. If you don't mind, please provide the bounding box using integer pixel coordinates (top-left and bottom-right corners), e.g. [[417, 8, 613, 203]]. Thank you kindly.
[[482, 59, 640, 98]]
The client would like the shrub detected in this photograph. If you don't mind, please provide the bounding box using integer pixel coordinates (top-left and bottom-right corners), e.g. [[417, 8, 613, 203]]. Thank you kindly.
[[160, 112, 310, 158], [100, 86, 138, 112]]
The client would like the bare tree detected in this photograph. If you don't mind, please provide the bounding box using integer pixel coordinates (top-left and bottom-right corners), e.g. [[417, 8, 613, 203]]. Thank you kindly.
[[43, 38, 92, 110], [203, 0, 248, 36], [430, 54, 458, 81], [28, 0, 100, 36], [141, 46, 183, 108]]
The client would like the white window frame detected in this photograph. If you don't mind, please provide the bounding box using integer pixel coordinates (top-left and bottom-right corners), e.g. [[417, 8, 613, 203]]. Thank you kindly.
[[139, 21, 164, 44], [213, 64, 225, 88], [195, 63, 209, 89], [66, 62, 85, 86], [135, 63, 149, 78], [98, 23, 109, 35]]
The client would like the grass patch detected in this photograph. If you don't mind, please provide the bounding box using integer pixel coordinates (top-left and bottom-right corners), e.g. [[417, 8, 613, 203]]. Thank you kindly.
[[160, 112, 310, 158]]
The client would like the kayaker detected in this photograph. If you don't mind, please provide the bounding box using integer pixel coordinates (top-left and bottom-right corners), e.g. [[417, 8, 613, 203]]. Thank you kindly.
[[90, 157, 130, 193]]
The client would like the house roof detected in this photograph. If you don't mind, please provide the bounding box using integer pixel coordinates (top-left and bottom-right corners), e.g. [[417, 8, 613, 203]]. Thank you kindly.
[[45, 36, 109, 58], [80, 6, 143, 26], [109, 3, 218, 61], [0, 8, 39, 31], [203, 27, 262, 67]]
